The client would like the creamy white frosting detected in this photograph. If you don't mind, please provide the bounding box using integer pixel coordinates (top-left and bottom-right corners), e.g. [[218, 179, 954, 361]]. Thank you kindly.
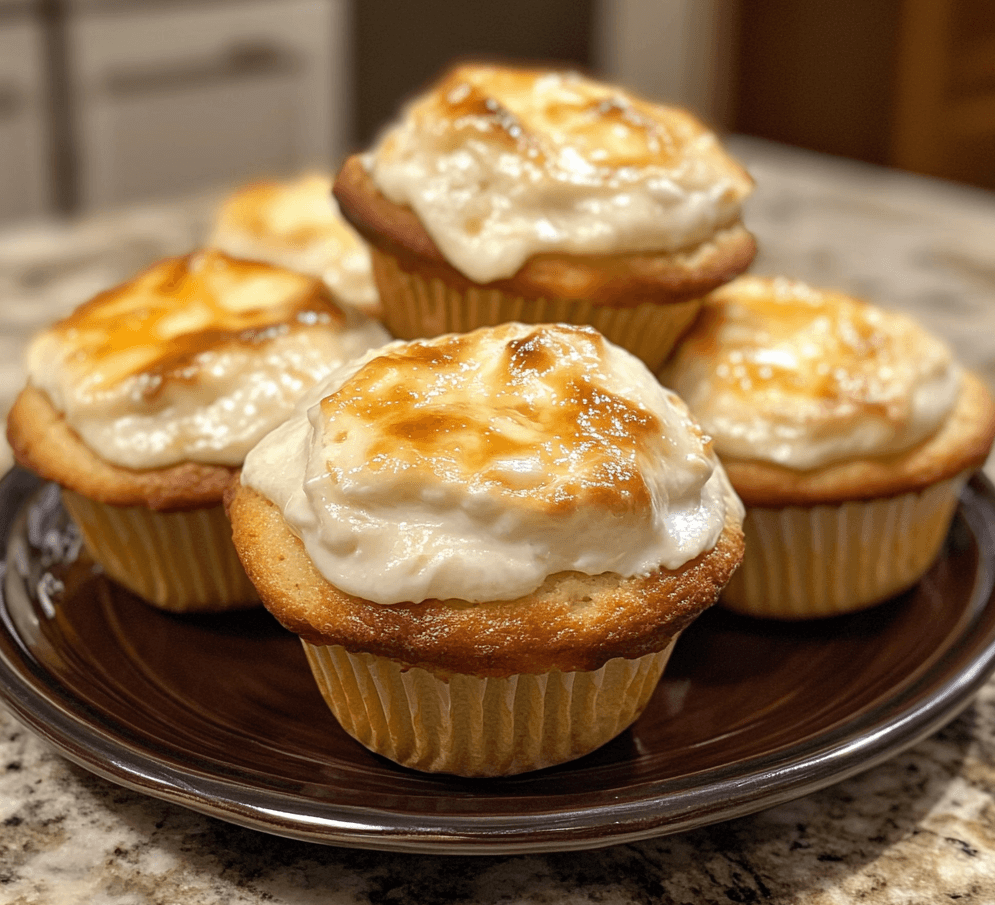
[[28, 250, 390, 469], [662, 276, 962, 470], [365, 65, 753, 284], [242, 322, 741, 605], [209, 174, 380, 314]]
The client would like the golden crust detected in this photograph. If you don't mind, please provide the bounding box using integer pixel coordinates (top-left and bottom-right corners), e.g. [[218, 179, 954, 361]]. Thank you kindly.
[[724, 371, 995, 507], [333, 155, 756, 307], [7, 385, 234, 511], [226, 481, 745, 677]]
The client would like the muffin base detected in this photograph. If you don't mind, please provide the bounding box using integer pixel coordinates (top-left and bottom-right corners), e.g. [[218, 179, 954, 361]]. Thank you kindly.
[[227, 483, 744, 676], [372, 250, 702, 371], [7, 385, 235, 511], [62, 489, 259, 613], [303, 640, 676, 776], [720, 473, 969, 619]]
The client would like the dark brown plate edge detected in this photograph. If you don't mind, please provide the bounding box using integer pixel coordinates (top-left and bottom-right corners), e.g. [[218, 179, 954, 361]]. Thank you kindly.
[[1, 467, 994, 855]]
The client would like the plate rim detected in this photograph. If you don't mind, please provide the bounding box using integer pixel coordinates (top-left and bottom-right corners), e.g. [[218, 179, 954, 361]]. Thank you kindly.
[[1, 466, 995, 855]]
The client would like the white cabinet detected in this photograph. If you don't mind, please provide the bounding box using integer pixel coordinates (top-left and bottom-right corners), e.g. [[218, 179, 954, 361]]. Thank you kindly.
[[65, 0, 350, 211], [0, 14, 52, 222]]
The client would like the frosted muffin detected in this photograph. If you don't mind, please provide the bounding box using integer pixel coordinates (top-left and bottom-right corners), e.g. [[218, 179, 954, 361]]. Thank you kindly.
[[662, 275, 995, 619], [333, 63, 756, 370], [7, 250, 389, 612], [228, 322, 745, 776], [208, 173, 382, 317]]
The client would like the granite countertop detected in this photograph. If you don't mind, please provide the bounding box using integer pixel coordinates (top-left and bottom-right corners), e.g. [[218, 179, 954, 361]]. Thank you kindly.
[[2, 136, 995, 903]]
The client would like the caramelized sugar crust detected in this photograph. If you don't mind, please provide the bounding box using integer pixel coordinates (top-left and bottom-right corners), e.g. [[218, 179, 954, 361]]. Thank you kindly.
[[724, 372, 995, 507], [321, 325, 665, 516], [7, 385, 234, 510], [213, 175, 340, 247], [226, 481, 745, 676], [418, 65, 712, 169], [333, 155, 757, 306], [49, 250, 344, 392]]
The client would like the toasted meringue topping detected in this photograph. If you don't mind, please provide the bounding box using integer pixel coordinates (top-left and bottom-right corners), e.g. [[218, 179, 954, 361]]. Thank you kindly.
[[242, 322, 740, 604], [209, 174, 380, 313], [365, 64, 753, 283], [662, 276, 962, 470], [28, 250, 389, 468]]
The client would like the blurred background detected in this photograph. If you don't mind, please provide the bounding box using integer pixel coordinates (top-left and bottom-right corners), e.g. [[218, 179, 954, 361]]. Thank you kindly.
[[1, 0, 993, 227]]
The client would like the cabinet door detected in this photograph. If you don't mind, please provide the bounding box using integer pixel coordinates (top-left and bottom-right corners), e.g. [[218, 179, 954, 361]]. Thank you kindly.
[[67, 0, 350, 210], [0, 18, 52, 223]]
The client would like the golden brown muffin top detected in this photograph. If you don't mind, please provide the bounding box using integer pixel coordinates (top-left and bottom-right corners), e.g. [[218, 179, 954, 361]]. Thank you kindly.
[[42, 250, 343, 392]]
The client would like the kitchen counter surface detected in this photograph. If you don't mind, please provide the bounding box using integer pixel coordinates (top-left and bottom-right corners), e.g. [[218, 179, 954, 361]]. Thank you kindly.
[[3, 137, 995, 904]]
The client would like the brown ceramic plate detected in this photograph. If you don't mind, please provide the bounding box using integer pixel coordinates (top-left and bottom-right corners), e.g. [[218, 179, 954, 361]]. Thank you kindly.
[[1, 468, 995, 855]]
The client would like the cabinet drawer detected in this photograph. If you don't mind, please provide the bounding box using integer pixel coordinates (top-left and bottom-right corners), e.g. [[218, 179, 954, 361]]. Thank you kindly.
[[0, 18, 52, 223], [67, 0, 350, 210]]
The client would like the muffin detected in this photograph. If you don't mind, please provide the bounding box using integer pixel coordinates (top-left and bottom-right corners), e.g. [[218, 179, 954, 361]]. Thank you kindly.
[[208, 173, 382, 317], [662, 275, 995, 619], [7, 249, 390, 612], [228, 322, 745, 776], [333, 63, 756, 371]]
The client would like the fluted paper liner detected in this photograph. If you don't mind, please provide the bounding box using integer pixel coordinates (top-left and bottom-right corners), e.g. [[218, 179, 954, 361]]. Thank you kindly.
[[302, 639, 678, 776], [721, 474, 969, 619], [61, 490, 258, 613], [372, 250, 701, 372]]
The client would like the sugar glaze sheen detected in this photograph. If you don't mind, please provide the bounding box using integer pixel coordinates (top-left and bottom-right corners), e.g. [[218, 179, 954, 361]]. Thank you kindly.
[[243, 322, 741, 605], [27, 250, 390, 469], [663, 276, 963, 470]]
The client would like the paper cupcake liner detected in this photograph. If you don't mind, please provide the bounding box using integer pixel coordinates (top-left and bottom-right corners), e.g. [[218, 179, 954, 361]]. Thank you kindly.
[[302, 639, 678, 777], [720, 474, 969, 619], [372, 250, 702, 372], [61, 490, 259, 613]]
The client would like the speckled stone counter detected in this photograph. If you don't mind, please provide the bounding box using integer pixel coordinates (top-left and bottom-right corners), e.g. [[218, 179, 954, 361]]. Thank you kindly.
[[3, 137, 995, 904]]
